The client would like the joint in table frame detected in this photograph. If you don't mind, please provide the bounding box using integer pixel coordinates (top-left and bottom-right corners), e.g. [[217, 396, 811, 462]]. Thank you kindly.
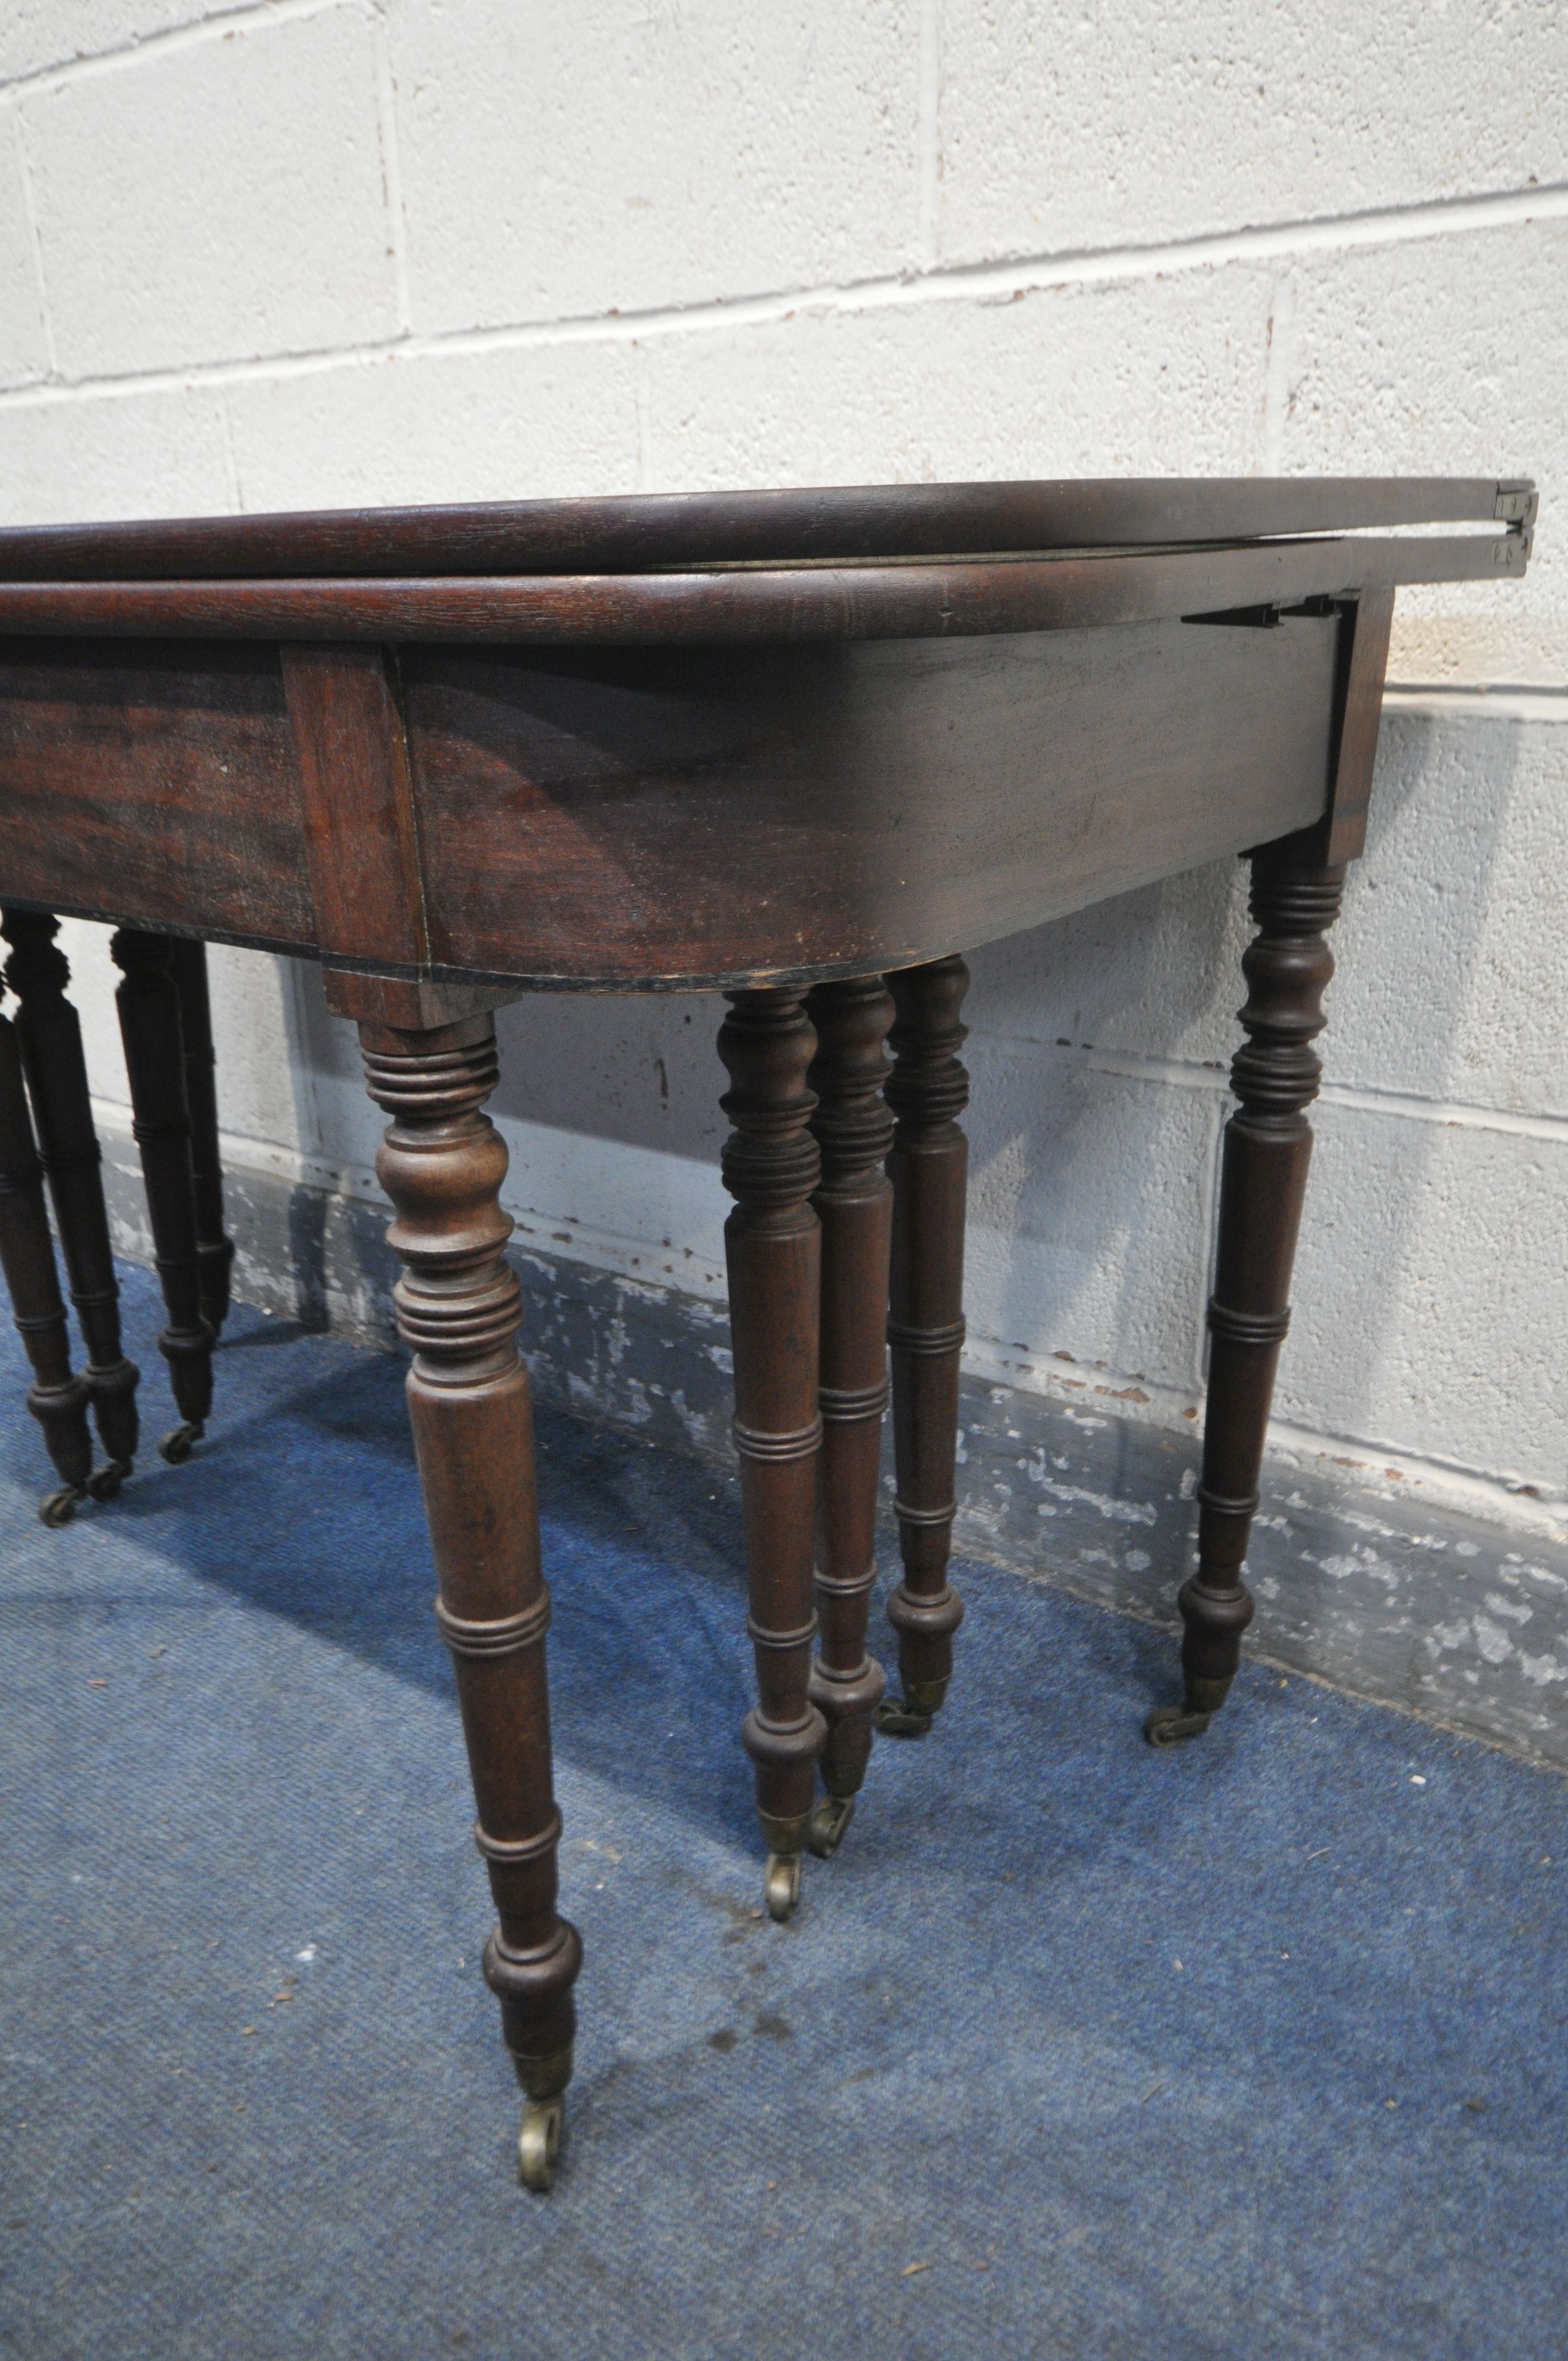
[[1181, 603, 1284, 629], [1185, 594, 1345, 629]]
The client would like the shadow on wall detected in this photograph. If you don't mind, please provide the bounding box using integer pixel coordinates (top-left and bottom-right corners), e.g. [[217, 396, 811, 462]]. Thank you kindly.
[[963, 854, 1245, 1405], [1280, 710, 1532, 1470], [276, 956, 397, 1330], [492, 988, 725, 1163], [956, 710, 1527, 1471]]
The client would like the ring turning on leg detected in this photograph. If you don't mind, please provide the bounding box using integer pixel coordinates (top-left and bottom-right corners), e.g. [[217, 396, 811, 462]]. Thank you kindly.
[[2, 912, 140, 1495], [361, 1011, 581, 2189], [804, 977, 894, 1854], [110, 931, 214, 1461], [1147, 848, 1346, 1745], [876, 958, 970, 1739], [718, 991, 828, 1918], [0, 1003, 92, 1523], [167, 939, 236, 1339]]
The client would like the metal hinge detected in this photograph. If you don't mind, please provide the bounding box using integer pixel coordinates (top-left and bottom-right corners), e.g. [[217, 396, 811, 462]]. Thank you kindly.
[[1181, 603, 1282, 629], [1495, 482, 1538, 527]]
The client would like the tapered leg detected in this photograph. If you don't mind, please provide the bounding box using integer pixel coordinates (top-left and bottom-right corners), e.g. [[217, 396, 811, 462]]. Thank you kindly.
[[803, 977, 892, 1859], [167, 938, 235, 1337], [2, 911, 140, 1493], [876, 957, 970, 1739], [718, 989, 827, 1922], [110, 930, 214, 1462], [0, 1004, 93, 1524], [360, 1011, 580, 2189], [1148, 846, 1347, 1744]]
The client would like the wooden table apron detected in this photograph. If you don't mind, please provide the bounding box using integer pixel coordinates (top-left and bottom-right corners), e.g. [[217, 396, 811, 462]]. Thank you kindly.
[[0, 478, 1534, 2189]]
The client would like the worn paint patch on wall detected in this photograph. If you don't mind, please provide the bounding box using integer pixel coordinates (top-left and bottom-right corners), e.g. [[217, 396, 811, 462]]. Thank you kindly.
[[94, 1134, 1568, 1775]]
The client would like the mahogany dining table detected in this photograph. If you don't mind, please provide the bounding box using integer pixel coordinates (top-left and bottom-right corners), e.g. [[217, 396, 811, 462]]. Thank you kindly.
[[0, 475, 1535, 2187]]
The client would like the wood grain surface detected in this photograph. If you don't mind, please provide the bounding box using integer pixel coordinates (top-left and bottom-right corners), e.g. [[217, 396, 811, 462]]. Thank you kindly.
[[0, 639, 312, 951], [403, 612, 1339, 986], [0, 476, 1528, 581], [0, 611, 1340, 987], [0, 530, 1526, 645], [281, 643, 428, 969], [0, 474, 1529, 989]]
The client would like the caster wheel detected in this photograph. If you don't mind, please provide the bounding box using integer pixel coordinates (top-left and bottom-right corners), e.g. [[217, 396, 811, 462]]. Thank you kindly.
[[874, 1697, 932, 1740], [518, 2098, 563, 2193], [1145, 1704, 1213, 1747], [807, 1794, 856, 1860], [39, 1485, 82, 1528], [159, 1423, 202, 1466], [87, 1460, 130, 1502], [764, 1851, 802, 1923]]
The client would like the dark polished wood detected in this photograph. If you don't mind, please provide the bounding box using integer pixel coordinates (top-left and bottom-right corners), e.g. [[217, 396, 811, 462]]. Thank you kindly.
[[167, 939, 234, 1337], [0, 1001, 93, 1522], [2, 910, 140, 1491], [878, 959, 971, 1737], [110, 929, 214, 1462], [0, 616, 1343, 988], [361, 1005, 580, 2189], [1145, 586, 1400, 1738], [804, 977, 894, 1853], [0, 475, 1531, 2183], [0, 474, 1529, 579], [0, 642, 311, 956], [281, 641, 429, 975], [1148, 845, 1347, 1744], [0, 527, 1527, 653], [401, 619, 1344, 989], [717, 989, 828, 1922], [1316, 587, 1397, 867]]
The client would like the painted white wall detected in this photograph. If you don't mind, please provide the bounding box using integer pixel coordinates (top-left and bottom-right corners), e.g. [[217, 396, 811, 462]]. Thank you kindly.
[[1, 1, 1564, 1529]]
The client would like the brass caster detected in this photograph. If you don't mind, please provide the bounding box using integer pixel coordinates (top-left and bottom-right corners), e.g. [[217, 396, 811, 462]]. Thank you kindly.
[[874, 1697, 933, 1740], [764, 1851, 802, 1922], [159, 1423, 203, 1466], [807, 1794, 856, 1860], [39, 1484, 83, 1528], [86, 1459, 131, 1503], [1145, 1704, 1213, 1747], [518, 2097, 563, 2193]]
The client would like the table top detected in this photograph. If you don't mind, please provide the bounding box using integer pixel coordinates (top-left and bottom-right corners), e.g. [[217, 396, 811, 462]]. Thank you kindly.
[[0, 475, 1537, 575], [0, 476, 1536, 1000], [0, 476, 1535, 645]]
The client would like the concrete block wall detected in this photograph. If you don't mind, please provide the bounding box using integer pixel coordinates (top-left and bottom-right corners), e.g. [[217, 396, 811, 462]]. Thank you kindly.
[[1, 1, 1564, 1537]]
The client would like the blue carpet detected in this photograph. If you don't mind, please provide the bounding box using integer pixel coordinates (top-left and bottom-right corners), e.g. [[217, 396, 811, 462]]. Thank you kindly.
[[2, 1262, 1566, 2360]]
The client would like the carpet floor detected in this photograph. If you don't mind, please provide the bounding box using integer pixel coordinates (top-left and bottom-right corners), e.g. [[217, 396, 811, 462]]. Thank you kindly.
[[2, 1263, 1566, 2360]]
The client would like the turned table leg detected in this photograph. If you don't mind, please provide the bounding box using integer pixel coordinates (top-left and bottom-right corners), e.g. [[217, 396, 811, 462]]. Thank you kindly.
[[1148, 845, 1346, 1744], [0, 1002, 93, 1524], [361, 1012, 581, 2190], [110, 931, 214, 1463], [803, 977, 892, 1860], [167, 938, 235, 1337], [2, 911, 140, 1494], [718, 989, 827, 1922], [876, 957, 970, 1740]]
